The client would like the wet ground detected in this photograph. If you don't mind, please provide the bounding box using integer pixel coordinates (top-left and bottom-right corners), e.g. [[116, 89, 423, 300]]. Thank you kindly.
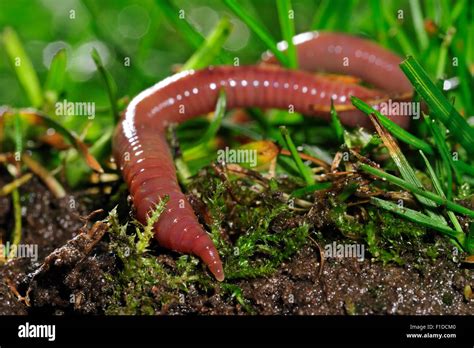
[[0, 172, 473, 315]]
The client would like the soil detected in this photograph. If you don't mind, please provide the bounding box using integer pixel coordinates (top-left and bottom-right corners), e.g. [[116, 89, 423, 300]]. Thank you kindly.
[[0, 171, 473, 315]]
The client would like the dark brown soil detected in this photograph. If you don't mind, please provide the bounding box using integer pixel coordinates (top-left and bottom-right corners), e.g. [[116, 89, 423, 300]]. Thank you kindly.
[[0, 172, 473, 315], [238, 245, 473, 315], [0, 171, 99, 315]]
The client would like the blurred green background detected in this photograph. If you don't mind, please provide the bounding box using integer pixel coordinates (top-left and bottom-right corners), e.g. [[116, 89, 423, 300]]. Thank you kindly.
[[1, 0, 322, 108], [3, 0, 470, 110]]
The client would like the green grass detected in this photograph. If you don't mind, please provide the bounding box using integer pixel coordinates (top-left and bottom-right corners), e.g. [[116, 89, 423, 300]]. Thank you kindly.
[[183, 89, 227, 161], [1, 27, 43, 108], [368, 113, 444, 225], [351, 96, 434, 155], [181, 17, 233, 71], [155, 0, 205, 50], [359, 163, 474, 219], [276, 0, 298, 69], [280, 126, 315, 185], [370, 197, 464, 245], [44, 48, 67, 105], [224, 0, 289, 66], [409, 0, 429, 50], [91, 48, 119, 121], [330, 99, 345, 144], [400, 56, 474, 155], [419, 150, 463, 233], [291, 182, 332, 198], [422, 114, 460, 194]]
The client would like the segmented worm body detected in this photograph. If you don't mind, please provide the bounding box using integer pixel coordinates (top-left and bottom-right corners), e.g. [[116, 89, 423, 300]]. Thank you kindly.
[[113, 32, 412, 281]]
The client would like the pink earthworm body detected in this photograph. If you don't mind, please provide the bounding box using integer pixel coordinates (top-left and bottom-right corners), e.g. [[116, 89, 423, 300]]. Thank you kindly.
[[113, 32, 413, 281]]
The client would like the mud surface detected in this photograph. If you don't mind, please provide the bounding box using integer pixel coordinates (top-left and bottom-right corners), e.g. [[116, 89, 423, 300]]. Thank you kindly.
[[0, 171, 96, 315], [239, 244, 474, 315], [0, 173, 473, 315]]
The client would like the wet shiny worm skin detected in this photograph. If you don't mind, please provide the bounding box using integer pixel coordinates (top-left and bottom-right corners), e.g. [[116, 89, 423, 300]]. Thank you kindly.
[[113, 32, 412, 281]]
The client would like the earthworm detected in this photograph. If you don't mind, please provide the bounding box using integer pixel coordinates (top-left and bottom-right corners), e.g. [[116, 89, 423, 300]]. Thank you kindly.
[[113, 31, 412, 281]]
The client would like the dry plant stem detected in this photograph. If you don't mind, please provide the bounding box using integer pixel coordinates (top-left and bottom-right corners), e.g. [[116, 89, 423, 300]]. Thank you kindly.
[[22, 154, 66, 199]]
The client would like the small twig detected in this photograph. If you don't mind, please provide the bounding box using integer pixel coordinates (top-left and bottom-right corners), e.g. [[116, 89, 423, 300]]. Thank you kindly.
[[281, 192, 313, 209], [74, 209, 106, 230], [268, 157, 277, 179], [0, 173, 32, 196], [226, 163, 268, 185], [211, 162, 240, 203], [9, 188, 22, 259], [280, 148, 330, 170], [309, 236, 324, 278], [331, 151, 343, 172], [22, 153, 66, 199], [5, 277, 30, 306]]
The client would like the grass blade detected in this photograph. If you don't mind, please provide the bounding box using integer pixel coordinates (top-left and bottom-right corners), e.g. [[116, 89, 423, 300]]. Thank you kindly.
[[370, 197, 464, 245], [276, 0, 298, 69], [221, 119, 263, 140], [419, 151, 463, 232], [155, 0, 204, 49], [302, 144, 333, 165], [181, 18, 232, 71], [351, 96, 433, 155], [330, 99, 345, 144], [1, 27, 43, 108], [333, 0, 356, 31], [0, 173, 32, 196], [359, 163, 474, 218], [19, 109, 104, 173], [224, 0, 289, 67], [65, 127, 113, 187], [454, 160, 474, 177], [91, 48, 119, 121], [382, 5, 416, 55], [310, 0, 332, 29], [467, 223, 474, 255], [200, 89, 227, 145], [184, 89, 227, 160], [247, 108, 272, 136], [155, 0, 232, 65], [280, 126, 315, 185], [9, 188, 22, 251], [352, 97, 473, 181], [409, 0, 429, 50], [291, 182, 331, 198], [435, 27, 455, 80], [368, 114, 446, 224], [450, 36, 474, 117], [44, 48, 67, 103], [423, 114, 461, 188], [399, 56, 474, 155], [370, 0, 388, 45]]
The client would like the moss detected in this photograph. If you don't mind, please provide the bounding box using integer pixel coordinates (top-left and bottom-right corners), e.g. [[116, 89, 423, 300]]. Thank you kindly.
[[328, 199, 430, 265], [105, 200, 214, 315], [198, 174, 310, 280], [442, 292, 454, 306]]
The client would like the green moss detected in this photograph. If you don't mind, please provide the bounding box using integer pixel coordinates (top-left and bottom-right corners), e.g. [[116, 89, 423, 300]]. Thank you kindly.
[[105, 200, 214, 315], [197, 174, 310, 280], [442, 292, 454, 306], [328, 200, 429, 265]]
